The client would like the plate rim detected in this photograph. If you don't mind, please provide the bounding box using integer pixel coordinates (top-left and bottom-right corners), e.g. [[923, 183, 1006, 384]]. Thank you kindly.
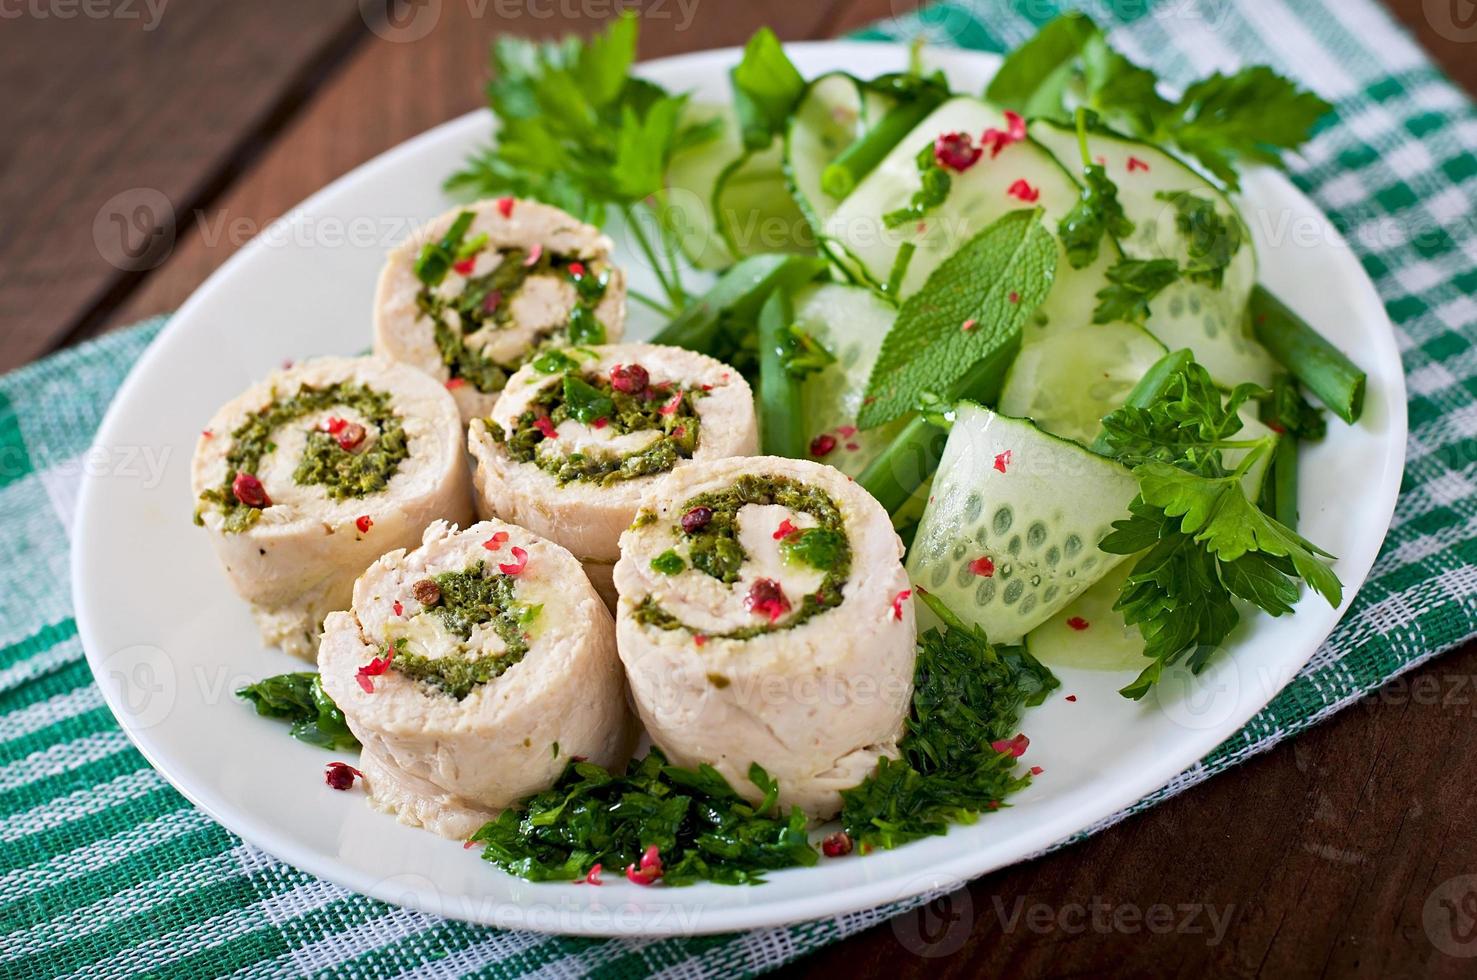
[[70, 39, 1409, 937]]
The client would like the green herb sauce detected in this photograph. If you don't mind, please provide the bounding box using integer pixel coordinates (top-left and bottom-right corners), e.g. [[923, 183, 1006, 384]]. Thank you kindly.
[[493, 370, 703, 486], [389, 561, 538, 700], [197, 382, 409, 533], [634, 475, 852, 640], [413, 212, 612, 393]]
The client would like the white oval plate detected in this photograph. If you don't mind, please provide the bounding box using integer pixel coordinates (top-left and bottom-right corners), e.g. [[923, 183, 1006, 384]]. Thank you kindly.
[[72, 42, 1407, 937]]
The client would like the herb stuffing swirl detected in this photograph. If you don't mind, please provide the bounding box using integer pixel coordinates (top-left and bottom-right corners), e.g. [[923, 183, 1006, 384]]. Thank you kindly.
[[196, 382, 410, 533], [633, 474, 852, 640], [387, 560, 542, 700], [413, 210, 612, 393], [489, 359, 705, 486]]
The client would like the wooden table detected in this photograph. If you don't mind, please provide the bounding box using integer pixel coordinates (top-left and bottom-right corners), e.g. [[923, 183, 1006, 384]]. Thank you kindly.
[[6, 1, 1473, 976]]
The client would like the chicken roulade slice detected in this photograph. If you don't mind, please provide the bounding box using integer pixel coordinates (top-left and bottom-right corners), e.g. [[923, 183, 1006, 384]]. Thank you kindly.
[[468, 342, 758, 605], [318, 519, 635, 840], [192, 356, 472, 659], [613, 456, 916, 820], [374, 198, 627, 424]]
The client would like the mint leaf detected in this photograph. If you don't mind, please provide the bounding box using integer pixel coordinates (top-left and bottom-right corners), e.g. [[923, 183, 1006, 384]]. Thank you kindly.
[[730, 27, 805, 150], [1093, 257, 1178, 325], [859, 209, 1057, 429]]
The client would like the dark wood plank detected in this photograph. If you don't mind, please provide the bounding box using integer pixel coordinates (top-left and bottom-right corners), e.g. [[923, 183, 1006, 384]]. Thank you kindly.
[[97, 0, 854, 332], [0, 0, 367, 372], [776, 641, 1477, 979]]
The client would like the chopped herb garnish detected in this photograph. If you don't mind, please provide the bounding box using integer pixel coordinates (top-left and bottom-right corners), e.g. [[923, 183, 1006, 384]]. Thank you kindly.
[[469, 752, 817, 885], [840, 592, 1057, 850], [236, 672, 359, 750]]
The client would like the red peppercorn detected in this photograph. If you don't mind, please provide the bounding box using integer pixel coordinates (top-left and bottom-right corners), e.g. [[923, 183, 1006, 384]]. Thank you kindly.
[[745, 578, 791, 623], [356, 515, 373, 534], [624, 845, 664, 886], [610, 363, 649, 394], [933, 131, 983, 172], [336, 422, 367, 452], [232, 472, 271, 508], [821, 831, 854, 857], [496, 197, 514, 218], [680, 506, 713, 534], [809, 433, 837, 458], [324, 761, 363, 791]]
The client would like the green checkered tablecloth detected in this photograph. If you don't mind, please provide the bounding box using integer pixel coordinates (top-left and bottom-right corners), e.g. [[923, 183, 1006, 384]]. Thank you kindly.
[[4, 0, 1475, 975]]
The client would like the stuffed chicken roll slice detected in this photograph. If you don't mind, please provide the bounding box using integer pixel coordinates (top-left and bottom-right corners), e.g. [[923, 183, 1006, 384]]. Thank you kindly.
[[318, 519, 634, 841], [468, 342, 758, 605], [192, 356, 471, 659], [374, 198, 627, 424], [613, 456, 916, 820]]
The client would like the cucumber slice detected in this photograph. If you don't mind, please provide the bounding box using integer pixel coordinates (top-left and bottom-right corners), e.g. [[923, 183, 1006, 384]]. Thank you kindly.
[[1030, 121, 1276, 388], [906, 405, 1139, 644], [793, 283, 907, 477], [784, 74, 896, 273], [1025, 563, 1151, 671], [998, 321, 1168, 445], [666, 103, 809, 269], [820, 96, 1118, 333]]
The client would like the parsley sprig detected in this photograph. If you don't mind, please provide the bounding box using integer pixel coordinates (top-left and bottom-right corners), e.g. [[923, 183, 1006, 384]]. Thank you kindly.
[[1097, 357, 1343, 698], [446, 14, 721, 314], [986, 13, 1332, 190]]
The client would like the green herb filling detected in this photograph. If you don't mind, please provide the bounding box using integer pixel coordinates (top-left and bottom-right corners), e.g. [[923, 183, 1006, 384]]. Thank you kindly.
[[414, 212, 611, 393], [390, 561, 539, 699], [197, 382, 409, 533], [492, 370, 703, 486], [634, 474, 852, 639]]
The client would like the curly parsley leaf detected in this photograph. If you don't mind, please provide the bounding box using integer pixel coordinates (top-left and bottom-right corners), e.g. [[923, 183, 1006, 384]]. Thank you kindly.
[[988, 14, 1331, 190], [1094, 257, 1179, 325], [1156, 190, 1244, 288], [1098, 356, 1341, 698], [860, 209, 1057, 429], [236, 672, 360, 751], [1165, 67, 1333, 189]]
